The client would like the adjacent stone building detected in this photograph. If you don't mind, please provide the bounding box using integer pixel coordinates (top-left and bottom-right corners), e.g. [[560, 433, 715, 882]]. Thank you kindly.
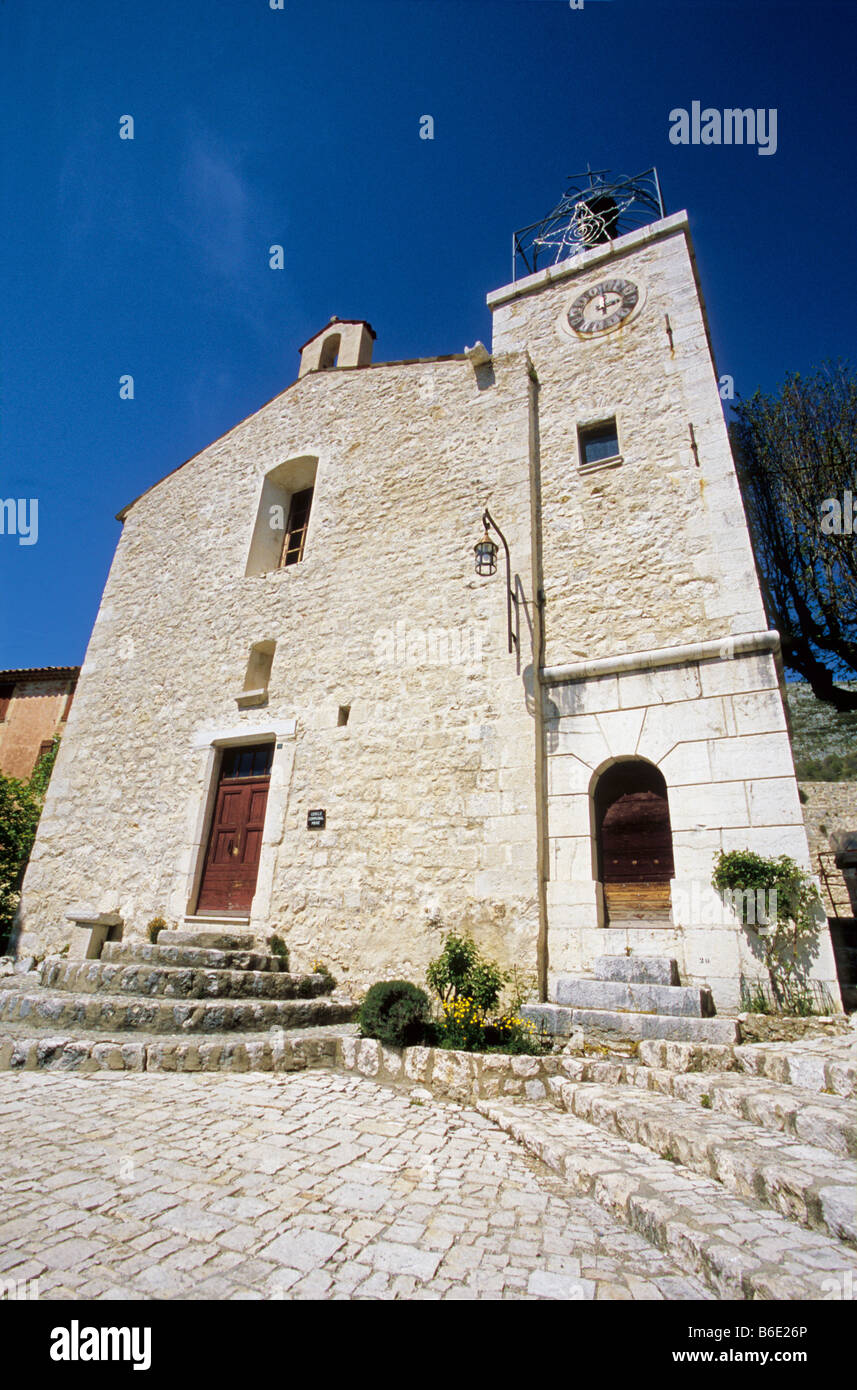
[[0, 667, 78, 780], [14, 199, 843, 1013]]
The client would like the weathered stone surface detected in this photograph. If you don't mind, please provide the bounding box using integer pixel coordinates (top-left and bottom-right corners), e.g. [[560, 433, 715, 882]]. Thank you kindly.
[[479, 1096, 851, 1300], [13, 213, 840, 1021], [0, 987, 357, 1035], [548, 1078, 856, 1244], [101, 941, 289, 973], [41, 958, 331, 1001], [568, 1010, 739, 1044], [554, 977, 715, 1018], [594, 956, 680, 986], [0, 1069, 710, 1300]]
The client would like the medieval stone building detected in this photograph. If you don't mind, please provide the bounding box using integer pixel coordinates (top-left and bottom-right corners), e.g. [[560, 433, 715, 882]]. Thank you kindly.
[[15, 193, 842, 1014]]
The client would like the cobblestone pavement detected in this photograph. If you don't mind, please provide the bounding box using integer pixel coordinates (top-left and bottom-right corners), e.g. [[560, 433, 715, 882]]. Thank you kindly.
[[0, 1070, 710, 1300]]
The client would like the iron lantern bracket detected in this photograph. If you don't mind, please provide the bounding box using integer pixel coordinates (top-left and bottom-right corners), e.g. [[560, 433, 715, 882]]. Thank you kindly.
[[481, 508, 519, 656]]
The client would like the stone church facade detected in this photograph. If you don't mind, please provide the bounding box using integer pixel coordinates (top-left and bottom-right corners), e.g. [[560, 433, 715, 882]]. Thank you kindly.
[[15, 208, 842, 1013]]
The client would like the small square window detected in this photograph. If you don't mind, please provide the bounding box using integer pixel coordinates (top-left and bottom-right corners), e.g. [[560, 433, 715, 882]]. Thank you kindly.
[[579, 418, 620, 470]]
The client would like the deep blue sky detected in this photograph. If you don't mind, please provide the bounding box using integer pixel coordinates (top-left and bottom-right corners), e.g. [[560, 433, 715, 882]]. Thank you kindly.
[[1, 0, 855, 668]]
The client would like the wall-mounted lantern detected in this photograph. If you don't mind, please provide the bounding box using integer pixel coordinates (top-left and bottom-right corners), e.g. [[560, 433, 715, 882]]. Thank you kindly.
[[473, 508, 518, 656]]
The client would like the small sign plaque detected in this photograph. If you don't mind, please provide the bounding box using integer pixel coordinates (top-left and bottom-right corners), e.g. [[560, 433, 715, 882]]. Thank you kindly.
[[307, 809, 326, 829]]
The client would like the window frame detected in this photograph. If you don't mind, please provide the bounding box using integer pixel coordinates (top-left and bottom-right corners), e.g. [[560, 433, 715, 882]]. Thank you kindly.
[[279, 486, 314, 568], [577, 416, 623, 473]]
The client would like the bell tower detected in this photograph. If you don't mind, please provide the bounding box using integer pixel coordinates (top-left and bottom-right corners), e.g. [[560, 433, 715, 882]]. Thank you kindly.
[[298, 317, 376, 377], [487, 169, 841, 1013]]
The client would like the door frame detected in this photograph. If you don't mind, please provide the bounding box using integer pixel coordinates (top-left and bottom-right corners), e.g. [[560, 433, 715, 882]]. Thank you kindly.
[[195, 751, 274, 916], [174, 720, 298, 929], [590, 755, 676, 928]]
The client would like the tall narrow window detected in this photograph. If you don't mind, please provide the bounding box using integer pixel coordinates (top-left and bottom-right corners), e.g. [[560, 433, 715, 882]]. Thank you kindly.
[[0, 683, 13, 722], [245, 455, 318, 577], [280, 487, 314, 567]]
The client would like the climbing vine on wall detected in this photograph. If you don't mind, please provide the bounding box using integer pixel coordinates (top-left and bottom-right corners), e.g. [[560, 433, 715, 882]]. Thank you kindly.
[[711, 849, 825, 1014], [0, 738, 60, 950]]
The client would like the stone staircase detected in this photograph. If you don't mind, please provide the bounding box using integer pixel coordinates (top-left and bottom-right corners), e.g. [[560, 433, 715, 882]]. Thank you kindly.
[[478, 1030, 857, 1300], [0, 930, 357, 1036], [522, 954, 739, 1043]]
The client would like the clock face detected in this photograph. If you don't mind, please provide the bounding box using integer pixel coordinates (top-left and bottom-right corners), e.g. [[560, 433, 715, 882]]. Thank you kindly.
[[568, 278, 639, 336]]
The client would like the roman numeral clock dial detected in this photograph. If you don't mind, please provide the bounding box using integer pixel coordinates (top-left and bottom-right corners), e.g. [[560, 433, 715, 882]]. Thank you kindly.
[[568, 278, 639, 336]]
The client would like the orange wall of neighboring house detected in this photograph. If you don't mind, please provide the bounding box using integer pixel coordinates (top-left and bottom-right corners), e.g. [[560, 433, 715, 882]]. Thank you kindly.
[[0, 675, 78, 780]]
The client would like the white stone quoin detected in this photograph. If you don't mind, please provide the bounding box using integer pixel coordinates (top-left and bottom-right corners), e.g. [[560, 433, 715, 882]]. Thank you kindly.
[[14, 211, 842, 1013]]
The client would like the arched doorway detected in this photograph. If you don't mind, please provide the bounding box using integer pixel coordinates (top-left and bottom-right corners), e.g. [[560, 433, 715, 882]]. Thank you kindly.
[[594, 760, 675, 924]]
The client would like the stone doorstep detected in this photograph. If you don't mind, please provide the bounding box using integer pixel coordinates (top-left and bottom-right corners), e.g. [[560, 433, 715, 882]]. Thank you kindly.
[[170, 929, 255, 951], [548, 1078, 857, 1246], [554, 977, 716, 1018], [40, 958, 330, 1002], [521, 1003, 739, 1045], [100, 941, 289, 973], [477, 1098, 850, 1302], [593, 955, 680, 986]]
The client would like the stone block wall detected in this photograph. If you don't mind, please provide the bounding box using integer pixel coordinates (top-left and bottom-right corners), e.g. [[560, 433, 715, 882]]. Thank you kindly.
[[490, 214, 766, 668], [800, 781, 857, 916], [541, 649, 843, 1011], [17, 351, 542, 990]]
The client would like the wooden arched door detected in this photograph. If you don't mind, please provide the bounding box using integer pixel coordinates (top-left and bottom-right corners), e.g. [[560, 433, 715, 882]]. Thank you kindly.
[[595, 760, 675, 924]]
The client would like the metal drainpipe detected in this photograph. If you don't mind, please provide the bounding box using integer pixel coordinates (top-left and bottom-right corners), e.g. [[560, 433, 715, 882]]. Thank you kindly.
[[526, 359, 550, 1003]]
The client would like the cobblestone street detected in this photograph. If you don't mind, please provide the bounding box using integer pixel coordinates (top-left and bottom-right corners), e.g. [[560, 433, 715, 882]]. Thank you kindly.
[[0, 1070, 709, 1300]]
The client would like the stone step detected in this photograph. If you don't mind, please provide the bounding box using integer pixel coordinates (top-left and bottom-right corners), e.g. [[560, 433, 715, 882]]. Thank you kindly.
[[554, 976, 715, 1017], [593, 955, 680, 986], [170, 928, 255, 951], [0, 1031, 344, 1074], [642, 1068, 857, 1159], [101, 941, 289, 972], [520, 1046, 857, 1160], [0, 987, 357, 1035], [639, 1038, 857, 1097], [547, 1079, 856, 1246], [522, 1002, 739, 1044], [734, 1040, 857, 1100], [40, 958, 328, 1001], [478, 1098, 851, 1300], [571, 1055, 855, 1157]]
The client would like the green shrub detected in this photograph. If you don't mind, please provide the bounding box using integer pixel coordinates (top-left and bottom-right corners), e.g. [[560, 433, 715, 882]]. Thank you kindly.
[[358, 980, 432, 1047], [426, 932, 546, 1054], [426, 933, 508, 1011], [268, 935, 290, 968]]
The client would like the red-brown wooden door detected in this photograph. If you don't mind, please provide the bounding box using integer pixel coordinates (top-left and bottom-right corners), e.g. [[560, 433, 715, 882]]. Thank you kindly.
[[196, 745, 273, 914], [595, 760, 675, 924]]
